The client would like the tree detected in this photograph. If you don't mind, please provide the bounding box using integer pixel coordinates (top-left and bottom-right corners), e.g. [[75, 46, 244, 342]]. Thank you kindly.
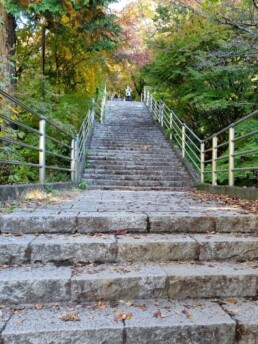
[[0, 3, 16, 91]]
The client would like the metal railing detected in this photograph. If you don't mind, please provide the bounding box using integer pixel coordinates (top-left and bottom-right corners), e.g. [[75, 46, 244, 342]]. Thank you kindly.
[[143, 88, 258, 187], [0, 87, 107, 184]]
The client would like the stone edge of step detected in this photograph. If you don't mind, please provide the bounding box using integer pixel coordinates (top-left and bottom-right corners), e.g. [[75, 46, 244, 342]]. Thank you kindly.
[[0, 233, 258, 266], [0, 212, 257, 234], [1, 299, 258, 344], [0, 261, 258, 306]]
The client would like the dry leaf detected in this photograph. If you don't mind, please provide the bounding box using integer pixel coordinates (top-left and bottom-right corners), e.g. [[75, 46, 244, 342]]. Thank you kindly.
[[153, 310, 162, 318], [114, 311, 133, 321], [126, 301, 133, 307], [225, 298, 238, 304], [59, 312, 81, 322], [34, 304, 44, 310], [182, 309, 192, 318], [116, 229, 127, 235], [135, 304, 146, 310], [97, 300, 106, 309]]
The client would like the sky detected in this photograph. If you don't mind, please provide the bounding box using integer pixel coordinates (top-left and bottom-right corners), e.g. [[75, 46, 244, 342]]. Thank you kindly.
[[109, 0, 136, 11]]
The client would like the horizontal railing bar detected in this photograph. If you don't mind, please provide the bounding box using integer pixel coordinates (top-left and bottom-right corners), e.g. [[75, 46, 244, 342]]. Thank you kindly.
[[45, 135, 72, 150], [184, 123, 202, 142], [0, 137, 42, 152], [0, 159, 42, 167], [204, 147, 212, 153], [45, 151, 72, 161], [45, 165, 72, 172], [0, 89, 73, 139], [184, 142, 201, 162], [214, 169, 228, 173], [0, 89, 44, 120], [215, 155, 228, 162], [216, 141, 229, 149], [233, 148, 258, 157], [184, 132, 201, 152], [233, 167, 258, 171], [203, 109, 258, 142], [185, 150, 201, 171], [174, 134, 182, 148], [173, 120, 182, 133], [204, 158, 212, 163], [0, 113, 42, 135], [234, 129, 258, 142]]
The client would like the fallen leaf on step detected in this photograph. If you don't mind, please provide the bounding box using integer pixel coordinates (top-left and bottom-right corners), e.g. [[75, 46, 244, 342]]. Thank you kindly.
[[34, 304, 44, 310], [153, 310, 161, 318], [126, 301, 134, 307], [135, 304, 146, 310], [97, 300, 106, 309], [182, 309, 192, 318], [224, 298, 238, 304], [114, 311, 133, 321], [59, 312, 81, 322], [116, 229, 127, 235]]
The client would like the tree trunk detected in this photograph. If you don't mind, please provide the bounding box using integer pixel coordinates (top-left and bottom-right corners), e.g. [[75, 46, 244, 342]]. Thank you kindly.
[[0, 3, 16, 92]]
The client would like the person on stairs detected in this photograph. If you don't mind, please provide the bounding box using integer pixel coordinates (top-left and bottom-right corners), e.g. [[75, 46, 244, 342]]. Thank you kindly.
[[125, 86, 132, 101]]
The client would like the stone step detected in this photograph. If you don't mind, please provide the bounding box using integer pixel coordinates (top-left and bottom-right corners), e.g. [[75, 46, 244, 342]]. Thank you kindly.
[[88, 150, 175, 156], [87, 162, 184, 169], [5, 299, 258, 344], [1, 212, 256, 234], [0, 261, 257, 305], [87, 185, 193, 191], [1, 233, 257, 266], [87, 156, 178, 163], [83, 169, 189, 176], [90, 144, 169, 150], [83, 173, 191, 182], [90, 139, 168, 145], [85, 179, 194, 188]]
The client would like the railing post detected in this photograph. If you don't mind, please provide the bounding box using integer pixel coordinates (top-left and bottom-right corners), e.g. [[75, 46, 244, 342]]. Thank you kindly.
[[71, 137, 76, 182], [150, 95, 153, 112], [91, 100, 95, 126], [39, 119, 46, 184], [212, 136, 217, 185], [146, 91, 150, 107], [229, 127, 235, 187], [74, 134, 79, 182], [200, 142, 205, 183], [182, 125, 186, 158], [82, 118, 86, 150], [160, 100, 164, 126], [169, 112, 173, 140]]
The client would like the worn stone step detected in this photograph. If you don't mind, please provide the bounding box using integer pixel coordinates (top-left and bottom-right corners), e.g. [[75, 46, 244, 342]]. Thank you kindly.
[[1, 233, 257, 266], [0, 262, 257, 305], [88, 151, 176, 157], [85, 179, 193, 188], [86, 164, 184, 171], [1, 211, 256, 234], [90, 143, 170, 147], [83, 174, 191, 182], [87, 162, 184, 169], [87, 156, 179, 163], [83, 169, 188, 176], [87, 185, 193, 191], [1, 299, 246, 344]]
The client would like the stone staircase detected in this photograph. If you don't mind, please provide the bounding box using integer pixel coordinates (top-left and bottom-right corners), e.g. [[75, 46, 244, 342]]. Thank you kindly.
[[0, 101, 257, 343], [82, 101, 195, 190]]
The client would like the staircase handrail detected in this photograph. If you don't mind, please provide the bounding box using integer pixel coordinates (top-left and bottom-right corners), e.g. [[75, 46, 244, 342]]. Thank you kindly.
[[0, 87, 107, 184], [143, 88, 258, 187]]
